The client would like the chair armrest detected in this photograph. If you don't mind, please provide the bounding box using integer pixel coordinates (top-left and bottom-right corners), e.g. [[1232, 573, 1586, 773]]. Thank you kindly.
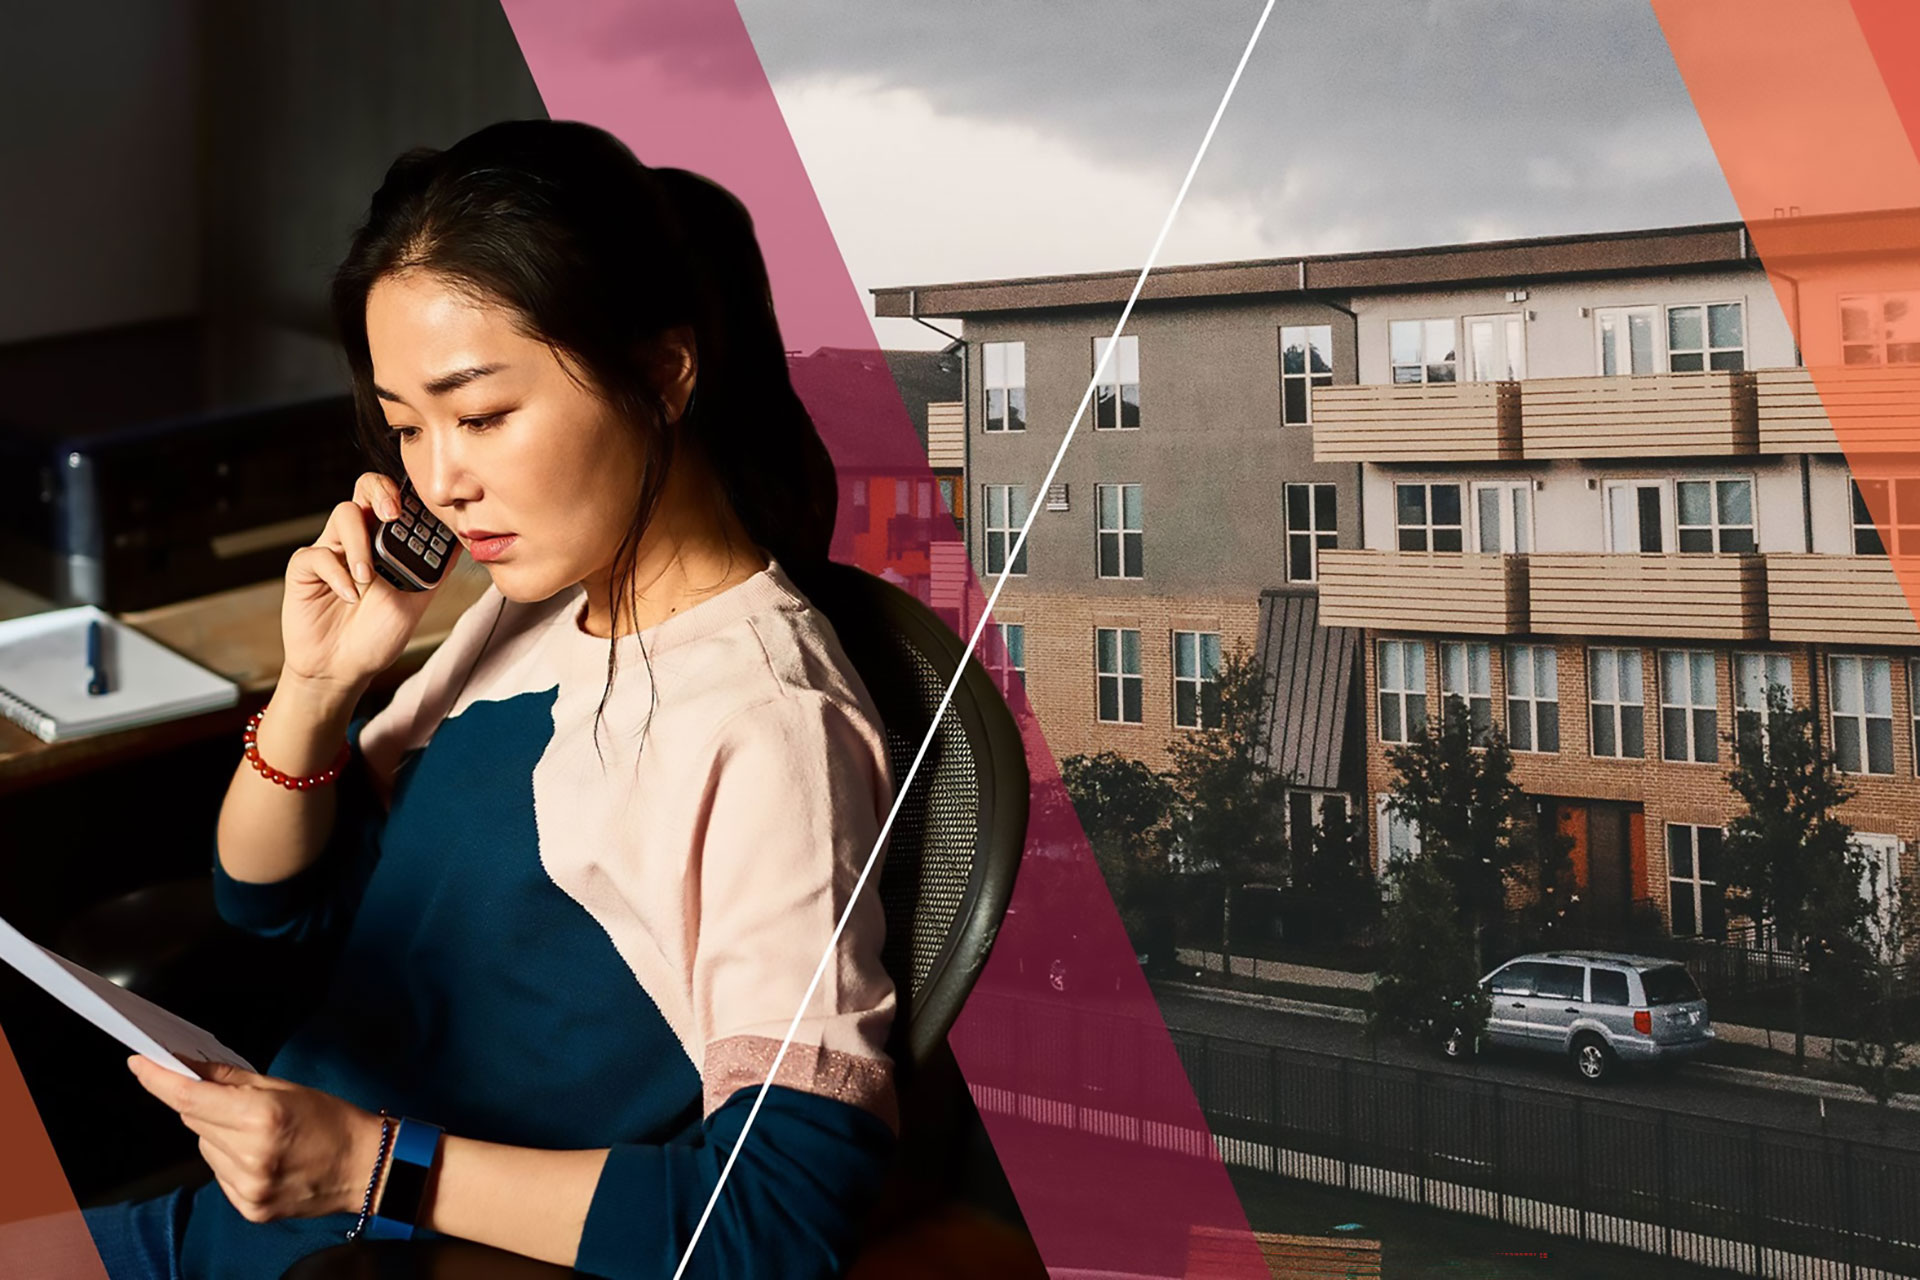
[[280, 1239, 590, 1279]]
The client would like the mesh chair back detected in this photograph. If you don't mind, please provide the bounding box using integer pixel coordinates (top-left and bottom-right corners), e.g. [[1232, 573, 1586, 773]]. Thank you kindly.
[[787, 560, 1027, 1071]]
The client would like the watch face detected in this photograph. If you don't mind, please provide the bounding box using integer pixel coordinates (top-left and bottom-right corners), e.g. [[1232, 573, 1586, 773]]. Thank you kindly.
[[374, 488, 454, 590]]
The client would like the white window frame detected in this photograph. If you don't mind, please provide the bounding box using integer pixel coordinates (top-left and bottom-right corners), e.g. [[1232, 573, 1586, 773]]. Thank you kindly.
[[1595, 305, 1662, 376], [982, 484, 1028, 577], [1667, 822, 1726, 939], [1096, 626, 1143, 725], [1674, 476, 1757, 554], [1285, 482, 1338, 583], [1376, 793, 1423, 890], [1389, 318, 1458, 385], [1853, 832, 1905, 959], [1394, 482, 1464, 553], [1280, 324, 1334, 425], [1733, 651, 1792, 759], [1603, 479, 1669, 553], [1440, 641, 1493, 745], [1839, 292, 1920, 366], [1378, 639, 1428, 744], [1092, 334, 1140, 431], [1664, 301, 1748, 372], [1588, 647, 1646, 760], [1506, 644, 1559, 754], [989, 621, 1026, 684], [1463, 313, 1527, 382], [1659, 649, 1719, 764], [1851, 475, 1920, 556], [1829, 654, 1895, 776], [1096, 483, 1144, 579], [1287, 789, 1351, 866], [1471, 480, 1533, 554], [1172, 630, 1223, 730], [982, 341, 1027, 433]]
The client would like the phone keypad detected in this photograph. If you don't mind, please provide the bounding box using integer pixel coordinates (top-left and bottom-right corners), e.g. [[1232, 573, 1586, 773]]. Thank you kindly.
[[372, 488, 456, 591]]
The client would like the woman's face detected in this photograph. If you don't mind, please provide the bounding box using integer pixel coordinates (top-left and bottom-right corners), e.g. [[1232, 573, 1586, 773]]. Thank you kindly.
[[365, 269, 649, 605]]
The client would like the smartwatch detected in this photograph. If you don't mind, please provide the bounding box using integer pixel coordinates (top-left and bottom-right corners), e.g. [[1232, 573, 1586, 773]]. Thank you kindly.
[[365, 1117, 444, 1241]]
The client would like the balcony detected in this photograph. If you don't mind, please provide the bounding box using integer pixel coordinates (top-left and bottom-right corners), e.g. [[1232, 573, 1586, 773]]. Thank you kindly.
[[1312, 382, 1520, 463], [1528, 554, 1767, 642], [1518, 372, 1757, 458], [1753, 366, 1920, 454], [1317, 550, 1528, 635], [926, 400, 965, 468], [1766, 554, 1920, 646]]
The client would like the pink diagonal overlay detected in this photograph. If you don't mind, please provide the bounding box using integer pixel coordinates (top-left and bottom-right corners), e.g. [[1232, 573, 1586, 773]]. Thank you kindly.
[[496, 1, 1268, 1274]]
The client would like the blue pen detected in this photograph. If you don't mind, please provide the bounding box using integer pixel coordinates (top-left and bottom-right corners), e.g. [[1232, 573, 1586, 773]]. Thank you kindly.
[[86, 619, 109, 696]]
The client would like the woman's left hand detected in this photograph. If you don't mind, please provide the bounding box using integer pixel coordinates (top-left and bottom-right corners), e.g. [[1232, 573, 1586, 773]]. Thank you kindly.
[[127, 1056, 384, 1224]]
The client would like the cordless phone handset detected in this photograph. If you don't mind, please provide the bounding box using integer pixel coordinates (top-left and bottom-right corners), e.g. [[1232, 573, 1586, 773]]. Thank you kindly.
[[371, 481, 455, 592]]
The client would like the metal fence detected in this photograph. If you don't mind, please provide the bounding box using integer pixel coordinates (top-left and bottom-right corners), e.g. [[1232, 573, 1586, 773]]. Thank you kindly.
[[960, 992, 1920, 1279]]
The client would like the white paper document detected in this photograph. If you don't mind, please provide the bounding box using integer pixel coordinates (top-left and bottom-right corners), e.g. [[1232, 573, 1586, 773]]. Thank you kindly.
[[0, 912, 254, 1078]]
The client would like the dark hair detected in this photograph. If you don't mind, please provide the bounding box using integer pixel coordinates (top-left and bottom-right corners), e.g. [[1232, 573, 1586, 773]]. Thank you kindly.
[[330, 119, 838, 754]]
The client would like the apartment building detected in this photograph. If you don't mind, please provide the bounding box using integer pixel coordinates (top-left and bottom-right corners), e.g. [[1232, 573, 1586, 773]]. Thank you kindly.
[[870, 270, 1368, 837], [1309, 215, 1920, 938], [875, 215, 1920, 940]]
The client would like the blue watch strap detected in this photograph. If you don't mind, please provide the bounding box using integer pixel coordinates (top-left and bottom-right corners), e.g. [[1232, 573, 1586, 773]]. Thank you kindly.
[[367, 1117, 443, 1240]]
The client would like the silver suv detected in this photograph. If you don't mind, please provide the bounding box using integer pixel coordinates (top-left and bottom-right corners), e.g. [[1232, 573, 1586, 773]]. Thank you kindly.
[[1447, 951, 1715, 1083]]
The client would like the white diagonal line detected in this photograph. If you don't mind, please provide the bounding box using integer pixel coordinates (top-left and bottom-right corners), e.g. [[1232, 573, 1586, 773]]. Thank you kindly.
[[674, 3, 1278, 1273]]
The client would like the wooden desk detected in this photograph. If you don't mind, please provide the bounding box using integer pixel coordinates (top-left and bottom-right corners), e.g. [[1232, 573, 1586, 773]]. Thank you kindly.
[[0, 562, 492, 796]]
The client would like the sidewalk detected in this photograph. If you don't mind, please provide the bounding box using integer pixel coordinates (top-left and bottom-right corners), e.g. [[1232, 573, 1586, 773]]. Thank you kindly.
[[1167, 948, 1920, 1112]]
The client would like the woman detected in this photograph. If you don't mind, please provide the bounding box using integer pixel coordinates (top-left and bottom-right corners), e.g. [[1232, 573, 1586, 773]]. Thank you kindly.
[[82, 119, 900, 1279]]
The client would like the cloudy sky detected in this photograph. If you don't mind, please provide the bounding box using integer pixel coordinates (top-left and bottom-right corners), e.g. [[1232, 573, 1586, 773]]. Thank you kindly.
[[734, 0, 1741, 348]]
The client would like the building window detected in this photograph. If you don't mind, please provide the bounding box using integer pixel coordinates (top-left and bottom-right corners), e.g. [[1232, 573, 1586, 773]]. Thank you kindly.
[[1092, 335, 1140, 430], [1464, 313, 1526, 381], [983, 341, 1027, 433], [1473, 481, 1532, 553], [1377, 795, 1423, 883], [1096, 483, 1144, 579], [982, 485, 1029, 577], [1667, 824, 1727, 938], [1589, 647, 1646, 759], [1394, 483, 1464, 552], [1378, 639, 1428, 744], [1288, 790, 1350, 865], [1440, 641, 1493, 744], [1605, 480, 1667, 553], [1666, 303, 1746, 372], [937, 477, 957, 517], [896, 480, 913, 516], [1285, 483, 1337, 582], [1506, 644, 1559, 753], [990, 622, 1025, 684], [851, 478, 868, 509], [1172, 631, 1222, 730], [1850, 476, 1920, 556], [1911, 658, 1920, 768], [1389, 319, 1457, 385], [1829, 654, 1894, 776], [1840, 293, 1920, 366], [1675, 479, 1755, 552], [1096, 627, 1143, 724], [1659, 650, 1718, 764], [1733, 652, 1792, 759], [1281, 324, 1334, 425]]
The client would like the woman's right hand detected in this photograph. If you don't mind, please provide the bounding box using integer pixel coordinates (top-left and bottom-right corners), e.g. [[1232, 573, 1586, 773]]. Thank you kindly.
[[280, 472, 461, 694]]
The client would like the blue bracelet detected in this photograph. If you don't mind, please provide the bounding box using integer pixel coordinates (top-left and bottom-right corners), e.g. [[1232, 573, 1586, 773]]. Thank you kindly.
[[364, 1116, 444, 1241]]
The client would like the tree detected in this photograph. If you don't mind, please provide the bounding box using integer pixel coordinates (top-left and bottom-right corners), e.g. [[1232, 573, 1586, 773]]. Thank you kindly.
[[1162, 640, 1292, 969], [1833, 862, 1920, 1116], [1060, 751, 1176, 963], [1721, 685, 1865, 1069], [1369, 855, 1490, 1050], [1383, 696, 1569, 970], [1288, 799, 1379, 944]]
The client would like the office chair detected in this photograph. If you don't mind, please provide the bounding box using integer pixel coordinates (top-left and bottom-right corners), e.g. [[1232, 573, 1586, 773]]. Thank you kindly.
[[60, 559, 1032, 1278]]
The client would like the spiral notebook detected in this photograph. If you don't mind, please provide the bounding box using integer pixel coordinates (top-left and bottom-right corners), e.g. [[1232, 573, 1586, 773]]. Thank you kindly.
[[0, 605, 239, 743]]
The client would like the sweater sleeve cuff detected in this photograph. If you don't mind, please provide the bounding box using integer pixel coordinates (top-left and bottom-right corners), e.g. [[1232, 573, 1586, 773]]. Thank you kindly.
[[573, 1086, 894, 1280]]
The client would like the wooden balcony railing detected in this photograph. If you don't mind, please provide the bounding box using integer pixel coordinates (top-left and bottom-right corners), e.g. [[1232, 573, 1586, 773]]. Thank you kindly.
[[1316, 550, 1528, 635], [1766, 554, 1920, 646], [1312, 382, 1520, 463], [1528, 553, 1767, 641], [1753, 366, 1920, 454], [1519, 372, 1757, 458]]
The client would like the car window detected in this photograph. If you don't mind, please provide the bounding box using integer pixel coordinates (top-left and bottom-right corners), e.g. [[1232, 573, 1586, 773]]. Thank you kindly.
[[1489, 962, 1541, 996], [1641, 965, 1702, 1005], [1534, 963, 1585, 1001], [1590, 969, 1630, 1006]]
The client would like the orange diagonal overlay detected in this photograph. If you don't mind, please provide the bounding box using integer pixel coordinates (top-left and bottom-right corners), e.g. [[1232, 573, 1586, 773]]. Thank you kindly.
[[1653, 0, 1920, 618], [0, 1023, 107, 1276]]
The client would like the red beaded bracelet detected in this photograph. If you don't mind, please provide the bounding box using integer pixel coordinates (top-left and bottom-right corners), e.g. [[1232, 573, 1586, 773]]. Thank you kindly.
[[242, 707, 352, 790]]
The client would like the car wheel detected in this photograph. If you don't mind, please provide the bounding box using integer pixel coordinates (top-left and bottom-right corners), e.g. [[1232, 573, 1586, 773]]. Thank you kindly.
[[1440, 1025, 1473, 1060], [1571, 1034, 1615, 1084]]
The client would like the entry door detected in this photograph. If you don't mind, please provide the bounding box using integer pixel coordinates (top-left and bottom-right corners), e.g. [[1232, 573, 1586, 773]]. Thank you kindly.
[[1605, 481, 1667, 553], [1473, 481, 1532, 553], [1587, 802, 1636, 930], [1466, 314, 1527, 381], [1596, 306, 1660, 375]]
